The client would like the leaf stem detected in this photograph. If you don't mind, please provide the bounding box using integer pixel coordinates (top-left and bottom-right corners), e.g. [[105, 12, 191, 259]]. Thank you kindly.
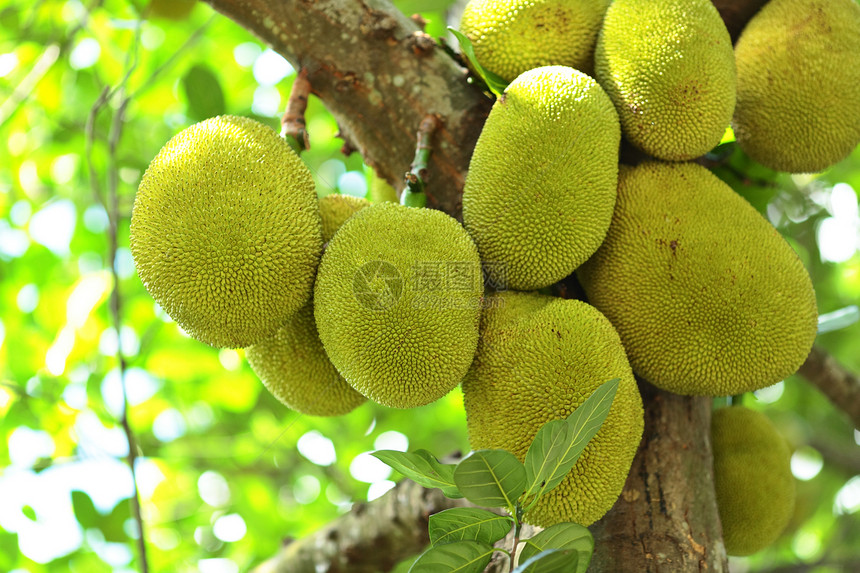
[[401, 114, 438, 207]]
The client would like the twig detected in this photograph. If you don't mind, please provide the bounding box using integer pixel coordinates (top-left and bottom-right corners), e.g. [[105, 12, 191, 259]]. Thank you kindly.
[[402, 114, 439, 206], [798, 346, 860, 429], [281, 68, 312, 151]]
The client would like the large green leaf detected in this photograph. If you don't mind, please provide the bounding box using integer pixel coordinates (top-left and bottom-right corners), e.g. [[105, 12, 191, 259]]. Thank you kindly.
[[447, 28, 508, 97], [429, 507, 512, 547], [372, 449, 462, 498], [71, 490, 100, 529], [523, 378, 619, 503], [409, 540, 495, 573], [453, 450, 526, 511], [518, 523, 594, 573], [513, 548, 578, 573], [182, 64, 226, 121]]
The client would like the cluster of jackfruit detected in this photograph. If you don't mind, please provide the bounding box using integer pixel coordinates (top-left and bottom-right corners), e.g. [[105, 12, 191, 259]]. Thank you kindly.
[[129, 0, 854, 541]]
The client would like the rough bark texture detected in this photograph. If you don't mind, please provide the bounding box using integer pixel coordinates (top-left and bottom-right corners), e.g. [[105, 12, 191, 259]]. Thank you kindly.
[[798, 345, 860, 430], [197, 1, 854, 572], [206, 0, 492, 218], [589, 382, 726, 572], [253, 478, 471, 573]]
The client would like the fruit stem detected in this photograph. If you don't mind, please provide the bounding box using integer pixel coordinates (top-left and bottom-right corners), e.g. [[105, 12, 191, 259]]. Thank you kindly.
[[281, 67, 311, 152], [401, 114, 438, 208]]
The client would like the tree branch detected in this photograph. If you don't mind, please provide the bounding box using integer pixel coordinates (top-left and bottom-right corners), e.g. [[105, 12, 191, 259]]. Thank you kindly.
[[798, 346, 860, 430], [589, 382, 727, 572], [204, 0, 492, 218]]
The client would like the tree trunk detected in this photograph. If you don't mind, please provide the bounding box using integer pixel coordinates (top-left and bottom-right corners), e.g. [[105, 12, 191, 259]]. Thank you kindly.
[[200, 1, 815, 571]]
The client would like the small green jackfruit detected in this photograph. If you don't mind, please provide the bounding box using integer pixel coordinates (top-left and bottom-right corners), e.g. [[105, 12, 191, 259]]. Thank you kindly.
[[314, 202, 483, 409], [246, 196, 369, 416], [459, 0, 611, 82], [463, 66, 620, 291], [577, 162, 818, 396], [733, 0, 860, 173], [319, 194, 371, 243], [130, 115, 322, 348], [595, 0, 736, 161], [463, 291, 644, 527], [246, 304, 366, 416], [712, 406, 795, 556], [367, 172, 399, 204]]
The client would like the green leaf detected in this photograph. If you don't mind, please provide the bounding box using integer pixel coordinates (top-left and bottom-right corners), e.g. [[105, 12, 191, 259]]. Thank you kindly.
[[71, 490, 100, 529], [372, 449, 462, 498], [518, 523, 594, 573], [453, 450, 526, 511], [523, 378, 619, 503], [429, 507, 512, 547], [447, 28, 509, 97], [513, 548, 578, 573], [408, 540, 495, 573], [817, 305, 860, 334], [21, 505, 36, 521], [182, 64, 226, 121]]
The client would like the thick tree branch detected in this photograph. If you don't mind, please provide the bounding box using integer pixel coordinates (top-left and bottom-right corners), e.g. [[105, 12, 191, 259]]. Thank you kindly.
[[252, 478, 469, 573], [798, 346, 860, 430], [204, 0, 491, 218], [589, 382, 727, 572]]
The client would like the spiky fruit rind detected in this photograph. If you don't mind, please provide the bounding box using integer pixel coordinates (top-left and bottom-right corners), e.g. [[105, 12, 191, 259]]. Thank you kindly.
[[712, 406, 795, 556], [463, 66, 620, 291], [246, 304, 366, 416], [319, 194, 371, 243], [733, 0, 860, 173], [130, 115, 322, 348], [595, 0, 736, 161], [314, 202, 483, 409], [577, 161, 817, 395], [463, 291, 644, 527], [459, 0, 611, 81]]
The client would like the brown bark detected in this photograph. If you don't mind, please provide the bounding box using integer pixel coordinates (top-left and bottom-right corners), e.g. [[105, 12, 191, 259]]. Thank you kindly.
[[205, 0, 492, 218], [712, 0, 770, 42], [589, 382, 727, 572], [798, 346, 860, 430]]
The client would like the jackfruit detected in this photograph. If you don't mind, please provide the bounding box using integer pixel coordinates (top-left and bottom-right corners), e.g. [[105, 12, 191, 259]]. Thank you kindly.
[[732, 0, 860, 173], [318, 194, 371, 243], [712, 406, 795, 556], [462, 291, 643, 527], [130, 115, 322, 348], [577, 161, 818, 396], [594, 0, 736, 161], [459, 0, 611, 82], [245, 196, 369, 416], [314, 202, 483, 409], [367, 172, 399, 204], [462, 66, 620, 291]]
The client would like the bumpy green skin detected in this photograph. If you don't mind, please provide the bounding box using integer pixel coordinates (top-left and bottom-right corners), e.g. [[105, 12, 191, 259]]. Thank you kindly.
[[319, 194, 371, 243], [246, 195, 369, 416], [712, 406, 795, 556], [595, 0, 736, 161], [459, 0, 611, 81], [577, 162, 818, 396], [314, 202, 483, 409], [130, 115, 322, 348], [367, 172, 399, 204], [733, 0, 860, 173], [463, 291, 644, 527], [463, 66, 620, 291], [246, 304, 366, 416]]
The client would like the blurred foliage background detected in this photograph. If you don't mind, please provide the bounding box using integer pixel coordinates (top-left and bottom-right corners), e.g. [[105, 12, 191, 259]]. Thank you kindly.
[[0, 0, 858, 572]]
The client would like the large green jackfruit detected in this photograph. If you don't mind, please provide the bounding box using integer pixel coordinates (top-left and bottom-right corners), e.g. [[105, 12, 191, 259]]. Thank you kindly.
[[246, 196, 369, 416], [463, 291, 644, 527], [733, 0, 860, 173], [595, 0, 736, 161], [712, 406, 796, 556], [459, 0, 611, 82], [130, 115, 322, 348], [314, 202, 483, 409], [577, 162, 817, 396], [463, 66, 620, 291]]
